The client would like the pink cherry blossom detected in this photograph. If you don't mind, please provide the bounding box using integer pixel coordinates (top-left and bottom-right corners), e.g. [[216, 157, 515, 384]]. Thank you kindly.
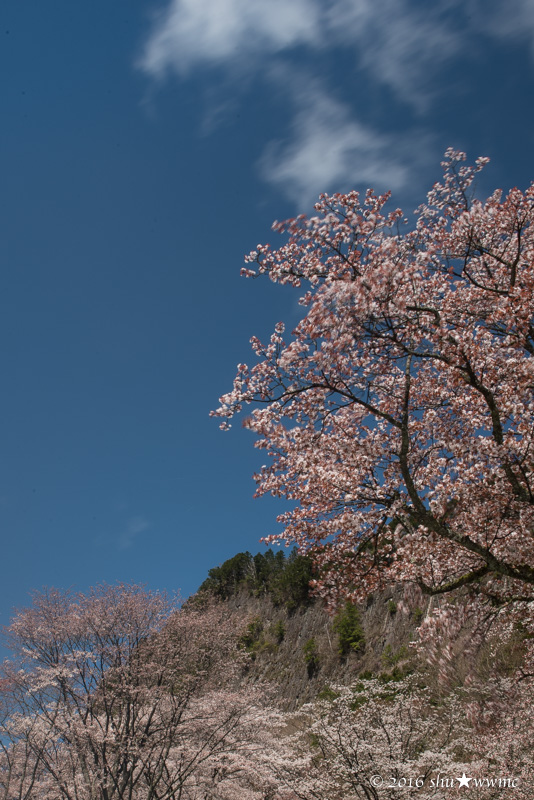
[[214, 151, 534, 626]]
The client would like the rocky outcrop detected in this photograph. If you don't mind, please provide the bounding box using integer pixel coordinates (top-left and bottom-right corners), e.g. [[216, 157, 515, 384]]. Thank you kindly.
[[223, 585, 426, 708]]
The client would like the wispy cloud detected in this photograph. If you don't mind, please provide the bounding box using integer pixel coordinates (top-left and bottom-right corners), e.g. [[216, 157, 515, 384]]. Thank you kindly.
[[323, 0, 465, 110], [469, 0, 534, 55], [118, 516, 152, 551], [351, 3, 464, 110], [139, 0, 321, 79], [138, 0, 465, 107], [136, 0, 519, 209], [259, 81, 427, 208]]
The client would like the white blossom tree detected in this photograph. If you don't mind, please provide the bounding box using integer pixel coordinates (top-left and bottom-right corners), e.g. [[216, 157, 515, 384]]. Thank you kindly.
[[0, 585, 288, 800]]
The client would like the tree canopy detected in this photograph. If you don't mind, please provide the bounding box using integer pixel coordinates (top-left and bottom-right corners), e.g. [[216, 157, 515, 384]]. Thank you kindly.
[[198, 547, 314, 610], [214, 150, 534, 618]]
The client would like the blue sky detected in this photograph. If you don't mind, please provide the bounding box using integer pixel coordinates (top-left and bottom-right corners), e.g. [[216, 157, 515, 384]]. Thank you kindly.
[[1, 0, 534, 635]]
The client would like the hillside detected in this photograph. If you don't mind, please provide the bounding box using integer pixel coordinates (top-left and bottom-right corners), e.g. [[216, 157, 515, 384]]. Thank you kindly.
[[195, 548, 531, 710], [2, 566, 532, 797], [195, 549, 431, 708]]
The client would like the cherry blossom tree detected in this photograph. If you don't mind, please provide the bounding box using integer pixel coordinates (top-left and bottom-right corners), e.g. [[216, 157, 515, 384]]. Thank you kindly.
[[0, 686, 44, 800], [213, 150, 534, 618], [278, 676, 533, 800], [279, 677, 465, 800], [470, 679, 534, 800], [0, 585, 288, 800], [2, 586, 531, 799]]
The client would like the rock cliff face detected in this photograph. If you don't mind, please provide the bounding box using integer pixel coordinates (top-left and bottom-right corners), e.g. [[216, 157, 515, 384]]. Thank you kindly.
[[222, 586, 427, 709], [195, 549, 526, 709]]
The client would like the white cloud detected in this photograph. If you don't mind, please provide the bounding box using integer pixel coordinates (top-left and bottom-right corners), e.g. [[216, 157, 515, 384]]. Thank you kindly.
[[138, 0, 464, 107], [324, 0, 464, 109], [356, 6, 463, 109], [137, 0, 515, 209], [259, 82, 415, 208], [118, 516, 151, 550], [139, 0, 321, 79], [469, 0, 534, 55]]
